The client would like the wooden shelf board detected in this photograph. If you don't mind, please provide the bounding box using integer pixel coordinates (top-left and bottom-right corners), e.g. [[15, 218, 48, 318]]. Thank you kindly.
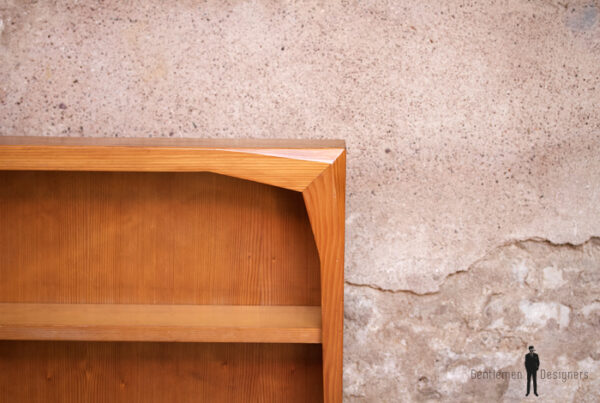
[[0, 136, 346, 191], [0, 303, 322, 344]]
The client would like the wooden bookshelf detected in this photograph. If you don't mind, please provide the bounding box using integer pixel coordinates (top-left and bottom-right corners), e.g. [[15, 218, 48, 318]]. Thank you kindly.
[[0, 136, 345, 403]]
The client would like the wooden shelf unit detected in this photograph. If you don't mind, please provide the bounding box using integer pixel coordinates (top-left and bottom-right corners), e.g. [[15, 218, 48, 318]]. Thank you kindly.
[[0, 136, 345, 403]]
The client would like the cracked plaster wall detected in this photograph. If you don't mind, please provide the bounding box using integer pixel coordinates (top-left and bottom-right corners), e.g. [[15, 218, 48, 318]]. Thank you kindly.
[[345, 238, 600, 401], [1, 0, 599, 401]]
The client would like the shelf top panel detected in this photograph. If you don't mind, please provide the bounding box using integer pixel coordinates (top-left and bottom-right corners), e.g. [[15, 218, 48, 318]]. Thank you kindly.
[[0, 303, 322, 344], [0, 136, 346, 191]]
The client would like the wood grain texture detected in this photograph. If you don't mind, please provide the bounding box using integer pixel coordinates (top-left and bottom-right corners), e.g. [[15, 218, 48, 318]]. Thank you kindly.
[[0, 137, 345, 191], [0, 341, 323, 403], [0, 136, 345, 403], [303, 151, 346, 403], [0, 171, 320, 306], [0, 304, 321, 343]]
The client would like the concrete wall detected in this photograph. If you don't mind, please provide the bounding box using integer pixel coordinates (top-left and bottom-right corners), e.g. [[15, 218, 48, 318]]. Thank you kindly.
[[1, 0, 599, 401]]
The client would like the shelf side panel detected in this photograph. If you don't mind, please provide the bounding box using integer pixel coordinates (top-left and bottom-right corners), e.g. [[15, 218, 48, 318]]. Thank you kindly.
[[303, 152, 345, 403]]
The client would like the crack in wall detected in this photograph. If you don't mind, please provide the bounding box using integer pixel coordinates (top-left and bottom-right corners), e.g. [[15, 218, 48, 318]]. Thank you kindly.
[[345, 236, 600, 295], [344, 280, 438, 296]]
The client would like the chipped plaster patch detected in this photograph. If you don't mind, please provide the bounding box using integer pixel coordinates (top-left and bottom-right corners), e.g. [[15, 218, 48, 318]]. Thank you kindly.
[[581, 302, 600, 317], [543, 266, 566, 289], [512, 260, 529, 285], [519, 300, 570, 330]]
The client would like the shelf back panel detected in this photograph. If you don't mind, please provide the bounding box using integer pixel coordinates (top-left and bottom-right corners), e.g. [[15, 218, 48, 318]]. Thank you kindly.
[[0, 341, 323, 403], [0, 170, 320, 306]]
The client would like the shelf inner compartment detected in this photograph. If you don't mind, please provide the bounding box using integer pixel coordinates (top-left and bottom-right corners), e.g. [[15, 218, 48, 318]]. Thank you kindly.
[[0, 303, 322, 344]]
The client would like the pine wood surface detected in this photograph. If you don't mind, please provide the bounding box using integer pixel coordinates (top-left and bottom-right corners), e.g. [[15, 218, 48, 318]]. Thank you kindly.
[[0, 341, 323, 403], [0, 303, 321, 343], [303, 152, 346, 403], [0, 170, 320, 306], [0, 136, 345, 403], [0, 136, 344, 191]]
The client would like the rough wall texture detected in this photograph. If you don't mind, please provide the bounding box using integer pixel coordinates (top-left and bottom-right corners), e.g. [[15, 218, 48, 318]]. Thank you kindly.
[[1, 0, 599, 401], [345, 238, 600, 401]]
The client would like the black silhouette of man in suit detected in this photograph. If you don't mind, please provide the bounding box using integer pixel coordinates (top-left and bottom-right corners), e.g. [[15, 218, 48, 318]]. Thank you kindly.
[[525, 345, 539, 396]]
